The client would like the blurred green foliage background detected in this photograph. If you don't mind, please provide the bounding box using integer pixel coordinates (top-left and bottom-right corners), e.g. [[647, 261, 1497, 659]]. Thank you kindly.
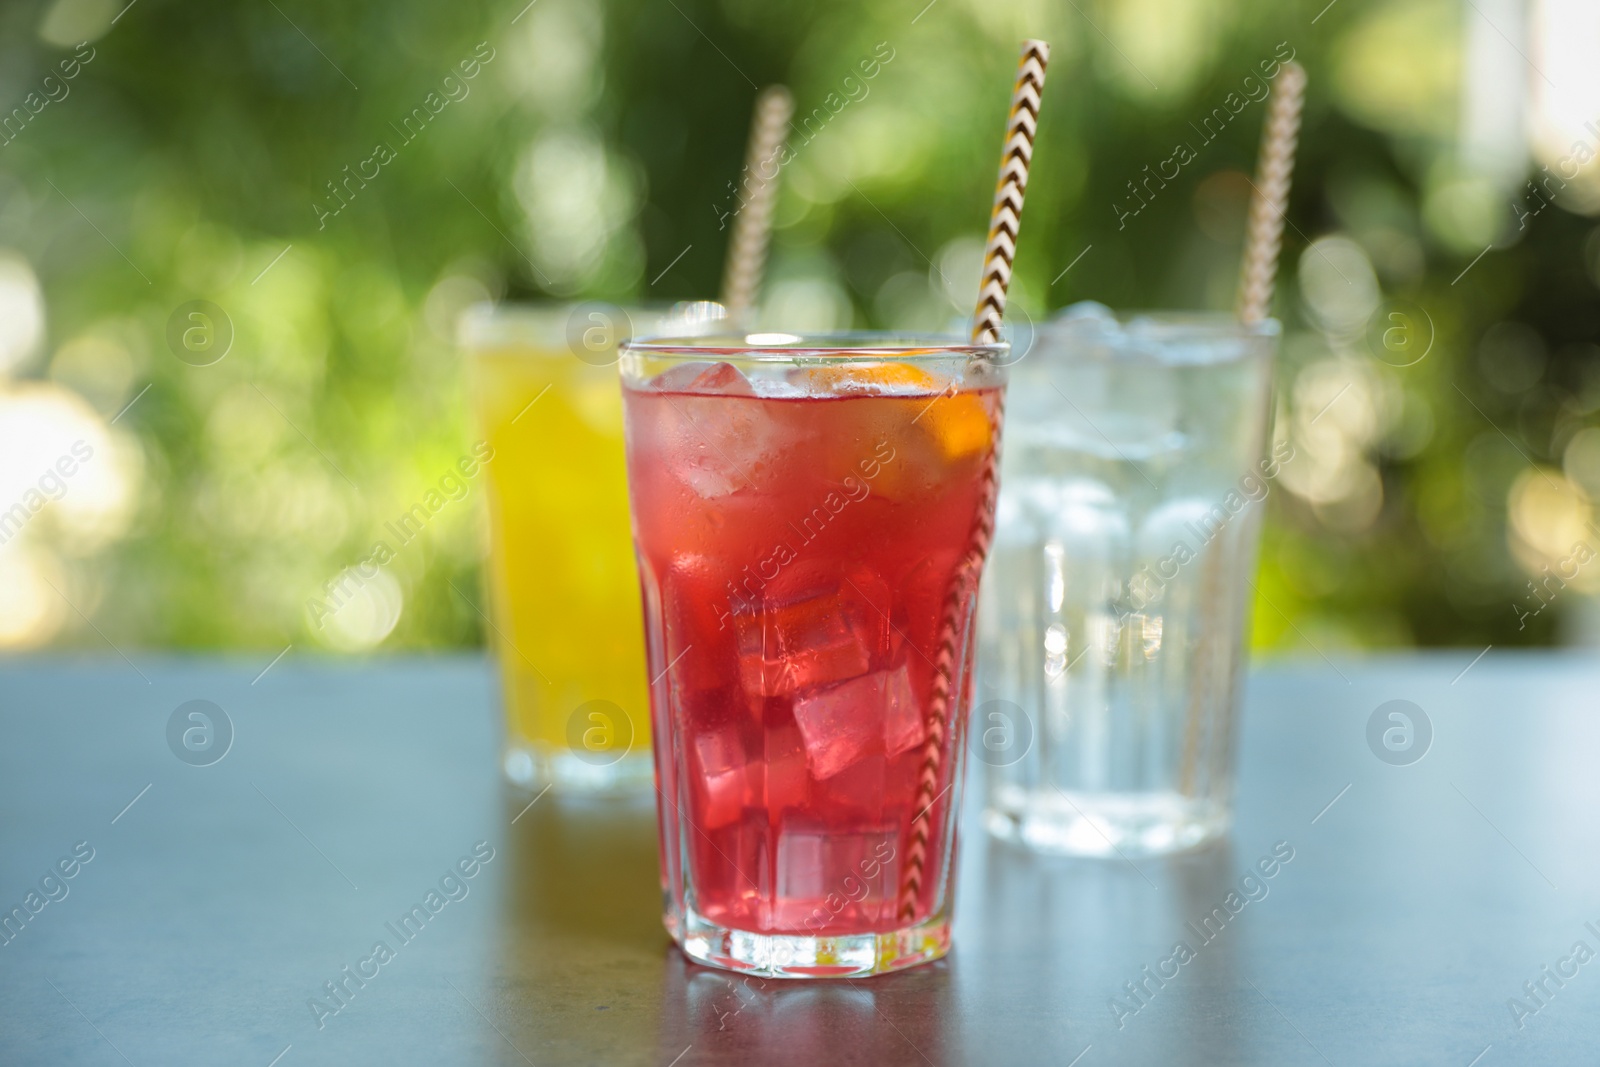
[[1, 0, 1597, 656]]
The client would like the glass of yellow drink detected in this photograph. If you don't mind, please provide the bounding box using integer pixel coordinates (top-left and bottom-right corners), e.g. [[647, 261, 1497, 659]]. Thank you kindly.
[[462, 302, 723, 793]]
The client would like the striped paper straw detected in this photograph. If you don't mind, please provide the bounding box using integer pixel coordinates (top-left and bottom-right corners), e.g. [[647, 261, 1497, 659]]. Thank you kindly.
[[898, 40, 1050, 925], [896, 401, 1004, 924], [1235, 62, 1307, 325], [720, 85, 794, 320], [970, 39, 1050, 345]]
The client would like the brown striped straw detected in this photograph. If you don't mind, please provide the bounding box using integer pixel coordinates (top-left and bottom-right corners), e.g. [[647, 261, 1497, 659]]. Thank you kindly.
[[970, 40, 1050, 345], [1235, 62, 1307, 324], [720, 85, 794, 320], [898, 40, 1050, 926]]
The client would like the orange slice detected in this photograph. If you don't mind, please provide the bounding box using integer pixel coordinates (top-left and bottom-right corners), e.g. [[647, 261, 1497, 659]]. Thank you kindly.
[[918, 389, 992, 462], [799, 361, 991, 461]]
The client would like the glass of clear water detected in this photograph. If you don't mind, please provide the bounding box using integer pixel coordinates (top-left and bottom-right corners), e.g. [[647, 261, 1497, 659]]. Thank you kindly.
[[976, 306, 1281, 856]]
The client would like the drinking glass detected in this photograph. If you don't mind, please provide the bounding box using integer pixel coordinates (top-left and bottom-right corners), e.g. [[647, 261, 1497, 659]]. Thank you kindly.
[[463, 301, 721, 795], [977, 308, 1279, 855], [619, 332, 1008, 977]]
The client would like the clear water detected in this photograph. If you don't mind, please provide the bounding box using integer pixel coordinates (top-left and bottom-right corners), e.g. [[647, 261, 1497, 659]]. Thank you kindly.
[[977, 310, 1276, 855]]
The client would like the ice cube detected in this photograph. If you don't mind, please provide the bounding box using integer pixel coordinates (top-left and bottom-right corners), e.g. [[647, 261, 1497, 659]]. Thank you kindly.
[[693, 726, 748, 830], [792, 664, 918, 779], [1054, 481, 1129, 550], [880, 665, 925, 757], [1009, 475, 1130, 553], [1049, 300, 1126, 347], [732, 566, 890, 697], [1051, 301, 1120, 335], [661, 554, 738, 694], [647, 360, 755, 395], [793, 673, 875, 780], [737, 601, 869, 697], [1137, 496, 1226, 559], [692, 361, 756, 395], [658, 391, 784, 498], [776, 826, 897, 910], [647, 360, 716, 391], [749, 375, 807, 399], [1055, 300, 1116, 322], [1051, 475, 1116, 508], [760, 723, 811, 812]]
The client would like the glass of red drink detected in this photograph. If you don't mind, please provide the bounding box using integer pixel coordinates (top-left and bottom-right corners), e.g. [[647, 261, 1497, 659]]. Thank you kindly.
[[619, 331, 1008, 977]]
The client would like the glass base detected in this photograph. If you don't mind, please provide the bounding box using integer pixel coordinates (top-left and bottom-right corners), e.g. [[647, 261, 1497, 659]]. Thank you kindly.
[[673, 903, 951, 979], [501, 741, 654, 796], [984, 785, 1229, 857]]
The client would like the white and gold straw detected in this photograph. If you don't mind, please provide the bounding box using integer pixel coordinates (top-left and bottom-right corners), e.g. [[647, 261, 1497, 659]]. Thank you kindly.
[[1235, 62, 1307, 325], [1175, 63, 1306, 796], [970, 39, 1050, 345], [720, 85, 794, 320]]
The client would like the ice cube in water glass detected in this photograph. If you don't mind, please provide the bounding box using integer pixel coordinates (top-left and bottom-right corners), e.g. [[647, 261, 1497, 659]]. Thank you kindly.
[[1137, 496, 1223, 560]]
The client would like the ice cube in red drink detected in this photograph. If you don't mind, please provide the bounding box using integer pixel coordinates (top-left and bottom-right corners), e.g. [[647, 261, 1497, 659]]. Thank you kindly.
[[730, 566, 890, 697], [792, 663, 919, 779]]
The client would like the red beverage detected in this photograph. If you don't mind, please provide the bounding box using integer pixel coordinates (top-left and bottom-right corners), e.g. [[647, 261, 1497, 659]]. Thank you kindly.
[[620, 335, 1007, 977]]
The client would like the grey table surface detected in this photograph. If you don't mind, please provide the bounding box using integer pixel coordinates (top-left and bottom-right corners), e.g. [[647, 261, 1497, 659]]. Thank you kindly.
[[1, 652, 1596, 1066]]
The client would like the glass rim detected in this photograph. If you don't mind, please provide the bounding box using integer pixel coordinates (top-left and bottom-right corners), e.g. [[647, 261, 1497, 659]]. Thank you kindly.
[[620, 330, 1009, 363]]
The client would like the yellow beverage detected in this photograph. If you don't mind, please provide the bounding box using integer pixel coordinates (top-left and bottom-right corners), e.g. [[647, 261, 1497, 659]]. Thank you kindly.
[[463, 303, 720, 792]]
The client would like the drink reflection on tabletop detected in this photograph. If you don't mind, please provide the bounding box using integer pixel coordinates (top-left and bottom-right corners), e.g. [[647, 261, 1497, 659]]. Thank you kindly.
[[502, 790, 661, 948], [496, 788, 1277, 1063], [499, 789, 958, 1063], [499, 790, 666, 1064], [664, 952, 958, 1063], [973, 834, 1244, 1062]]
